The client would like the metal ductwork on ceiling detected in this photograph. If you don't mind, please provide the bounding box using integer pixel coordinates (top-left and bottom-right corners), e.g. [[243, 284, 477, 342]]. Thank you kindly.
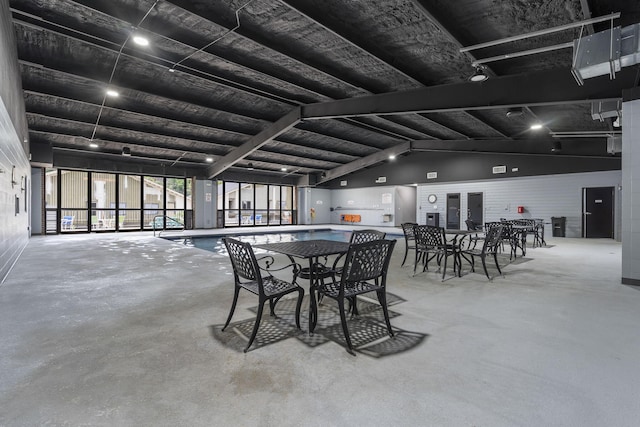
[[572, 23, 640, 85]]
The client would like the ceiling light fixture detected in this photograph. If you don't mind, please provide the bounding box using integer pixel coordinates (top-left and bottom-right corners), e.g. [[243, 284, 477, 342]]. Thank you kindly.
[[132, 35, 149, 46], [613, 117, 621, 127], [281, 167, 287, 172], [530, 123, 544, 130], [106, 89, 119, 97], [168, 68, 176, 73], [247, 163, 254, 170], [469, 66, 488, 82], [551, 141, 562, 152], [89, 141, 98, 148], [205, 157, 213, 163], [389, 154, 396, 160], [506, 107, 524, 117], [122, 147, 131, 156]]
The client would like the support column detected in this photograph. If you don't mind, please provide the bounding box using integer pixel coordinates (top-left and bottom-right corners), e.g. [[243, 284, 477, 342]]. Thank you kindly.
[[621, 90, 640, 285]]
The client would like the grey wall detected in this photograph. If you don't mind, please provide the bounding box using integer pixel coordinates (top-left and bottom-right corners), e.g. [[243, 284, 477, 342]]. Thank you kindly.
[[298, 187, 331, 224], [323, 151, 620, 189], [30, 168, 42, 235], [330, 186, 396, 227], [0, 1, 30, 283], [416, 170, 622, 239], [621, 95, 640, 284], [194, 179, 216, 229], [394, 186, 416, 226]]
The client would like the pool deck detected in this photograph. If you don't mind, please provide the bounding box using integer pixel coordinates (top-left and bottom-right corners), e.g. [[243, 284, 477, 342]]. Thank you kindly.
[[1, 227, 639, 426]]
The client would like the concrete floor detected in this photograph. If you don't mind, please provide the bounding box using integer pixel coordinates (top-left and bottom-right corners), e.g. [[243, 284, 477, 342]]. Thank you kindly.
[[1, 227, 639, 426]]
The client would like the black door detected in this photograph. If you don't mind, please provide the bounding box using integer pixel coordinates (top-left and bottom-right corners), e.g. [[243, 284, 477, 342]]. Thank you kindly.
[[583, 187, 614, 238], [467, 192, 483, 225], [446, 193, 460, 229]]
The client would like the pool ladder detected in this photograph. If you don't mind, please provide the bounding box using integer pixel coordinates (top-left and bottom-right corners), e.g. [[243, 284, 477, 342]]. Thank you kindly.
[[152, 215, 184, 237]]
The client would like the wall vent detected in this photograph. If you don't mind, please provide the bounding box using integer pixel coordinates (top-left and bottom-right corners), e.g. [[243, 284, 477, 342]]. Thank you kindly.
[[492, 165, 507, 174], [426, 171, 437, 179]]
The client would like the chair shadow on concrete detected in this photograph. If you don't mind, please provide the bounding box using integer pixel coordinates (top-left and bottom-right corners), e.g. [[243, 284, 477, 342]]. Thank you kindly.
[[210, 292, 428, 357]]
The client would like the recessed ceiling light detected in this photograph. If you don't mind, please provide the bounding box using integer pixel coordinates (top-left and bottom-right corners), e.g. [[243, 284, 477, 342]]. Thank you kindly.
[[205, 157, 213, 163], [89, 142, 98, 148], [469, 66, 488, 82], [281, 167, 287, 172], [530, 123, 543, 130], [389, 154, 396, 160], [106, 89, 119, 97], [132, 35, 149, 46], [168, 68, 176, 73]]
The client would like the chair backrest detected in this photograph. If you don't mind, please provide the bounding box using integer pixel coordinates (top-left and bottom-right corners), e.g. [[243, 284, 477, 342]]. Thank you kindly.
[[223, 237, 261, 286], [402, 222, 417, 240], [481, 224, 504, 253], [465, 219, 482, 231], [349, 229, 386, 244], [341, 239, 396, 285], [414, 225, 445, 248], [486, 221, 511, 240]]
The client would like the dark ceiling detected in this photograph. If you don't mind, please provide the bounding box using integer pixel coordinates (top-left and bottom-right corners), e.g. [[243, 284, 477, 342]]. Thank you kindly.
[[10, 0, 640, 185]]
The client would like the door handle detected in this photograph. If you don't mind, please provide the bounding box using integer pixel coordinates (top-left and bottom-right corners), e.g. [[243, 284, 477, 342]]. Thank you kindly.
[[584, 212, 592, 215]]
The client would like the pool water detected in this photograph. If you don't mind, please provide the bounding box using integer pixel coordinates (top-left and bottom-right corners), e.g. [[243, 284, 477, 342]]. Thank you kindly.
[[164, 229, 359, 255]]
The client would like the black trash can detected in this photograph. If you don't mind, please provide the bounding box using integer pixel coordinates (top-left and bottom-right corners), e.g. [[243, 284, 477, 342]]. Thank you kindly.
[[551, 216, 566, 237], [426, 212, 440, 227]]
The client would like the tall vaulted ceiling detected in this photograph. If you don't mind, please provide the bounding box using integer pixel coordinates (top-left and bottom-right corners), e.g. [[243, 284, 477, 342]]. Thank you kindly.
[[10, 0, 640, 185]]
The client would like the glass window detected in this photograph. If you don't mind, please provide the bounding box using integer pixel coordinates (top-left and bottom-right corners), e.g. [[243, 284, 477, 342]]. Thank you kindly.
[[119, 175, 141, 209], [91, 172, 116, 230], [224, 182, 240, 226]]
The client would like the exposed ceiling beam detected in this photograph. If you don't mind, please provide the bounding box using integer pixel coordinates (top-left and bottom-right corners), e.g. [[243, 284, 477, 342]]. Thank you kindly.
[[207, 108, 301, 178], [278, 0, 424, 86], [24, 86, 375, 159], [12, 15, 299, 107], [302, 67, 639, 119], [463, 111, 511, 139], [301, 141, 412, 186], [161, 0, 435, 140]]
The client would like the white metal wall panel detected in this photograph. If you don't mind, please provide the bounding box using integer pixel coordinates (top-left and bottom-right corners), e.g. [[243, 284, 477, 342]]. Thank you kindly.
[[417, 170, 622, 239], [622, 99, 640, 282]]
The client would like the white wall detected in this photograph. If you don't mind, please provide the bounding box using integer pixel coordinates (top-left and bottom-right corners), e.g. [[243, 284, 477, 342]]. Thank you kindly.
[[330, 186, 396, 226], [416, 170, 622, 239], [622, 98, 640, 283], [298, 187, 331, 224], [0, 98, 30, 283]]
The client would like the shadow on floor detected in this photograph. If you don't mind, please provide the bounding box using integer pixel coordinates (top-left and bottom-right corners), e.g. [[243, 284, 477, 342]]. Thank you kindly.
[[210, 293, 428, 357]]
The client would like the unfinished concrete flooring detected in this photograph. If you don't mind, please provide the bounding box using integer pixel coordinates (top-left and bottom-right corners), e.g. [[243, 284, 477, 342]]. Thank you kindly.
[[1, 230, 639, 426]]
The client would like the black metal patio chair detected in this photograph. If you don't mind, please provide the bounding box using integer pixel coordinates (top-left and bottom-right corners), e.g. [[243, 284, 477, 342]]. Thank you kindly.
[[400, 222, 417, 266], [222, 237, 305, 352], [413, 225, 458, 280], [314, 239, 397, 355], [460, 224, 504, 280]]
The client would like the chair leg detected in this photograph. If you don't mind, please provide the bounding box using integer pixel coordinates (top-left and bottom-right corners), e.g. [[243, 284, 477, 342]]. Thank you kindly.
[[245, 300, 265, 352], [441, 252, 448, 281], [294, 288, 304, 329], [222, 286, 240, 331], [493, 252, 502, 276], [401, 244, 409, 266], [337, 298, 355, 355], [377, 290, 394, 338], [481, 254, 491, 280], [268, 297, 278, 317]]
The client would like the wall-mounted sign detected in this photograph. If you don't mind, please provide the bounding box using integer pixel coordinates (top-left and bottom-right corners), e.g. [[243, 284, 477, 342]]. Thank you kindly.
[[426, 171, 437, 179], [340, 180, 347, 186], [382, 193, 392, 204], [375, 176, 387, 183]]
